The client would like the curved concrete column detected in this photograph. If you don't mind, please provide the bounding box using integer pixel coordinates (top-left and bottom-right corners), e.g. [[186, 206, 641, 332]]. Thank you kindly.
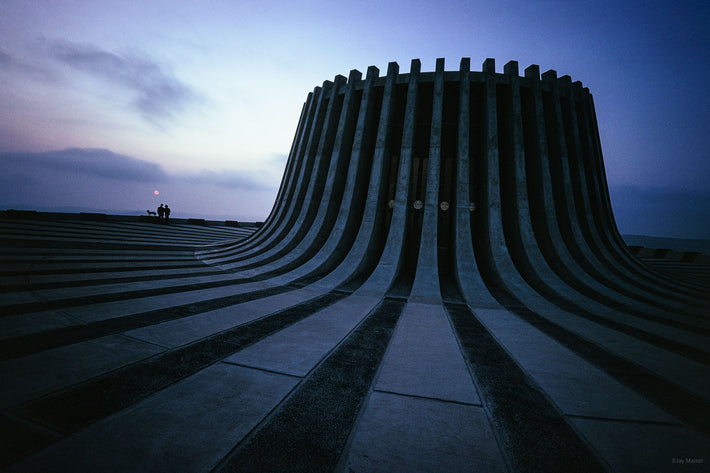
[[195, 59, 710, 321], [6, 58, 710, 473], [211, 87, 321, 256], [222, 70, 362, 275], [353, 59, 421, 296], [452, 59, 500, 309], [205, 78, 343, 266], [409, 57, 445, 303], [264, 65, 384, 283]]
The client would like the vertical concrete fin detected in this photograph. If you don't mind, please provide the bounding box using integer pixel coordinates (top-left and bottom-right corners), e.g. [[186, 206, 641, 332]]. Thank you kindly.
[[523, 63, 569, 263], [290, 76, 345, 231], [501, 55, 568, 299], [504, 59, 535, 256], [410, 57, 445, 303], [579, 84, 641, 266], [581, 91, 686, 292], [319, 61, 401, 290], [555, 73, 605, 259], [565, 80, 674, 301], [296, 64, 384, 281], [586, 91, 620, 235], [237, 80, 334, 259], [483, 58, 496, 73], [346, 64, 379, 165], [479, 56, 538, 305], [503, 60, 518, 76], [227, 84, 327, 255], [453, 58, 500, 308], [224, 78, 343, 268], [323, 69, 362, 197], [311, 68, 364, 230], [524, 65, 540, 79], [541, 69, 658, 307], [249, 90, 317, 244], [526, 64, 651, 311], [573, 81, 637, 276], [479, 56, 506, 262], [477, 55, 544, 305], [355, 60, 419, 296], [541, 68, 581, 254], [259, 97, 308, 233], [272, 69, 364, 269], [566, 78, 606, 243], [541, 69, 558, 81]]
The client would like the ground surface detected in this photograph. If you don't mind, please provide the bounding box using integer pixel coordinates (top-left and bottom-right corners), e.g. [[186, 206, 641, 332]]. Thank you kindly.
[[1, 213, 709, 472]]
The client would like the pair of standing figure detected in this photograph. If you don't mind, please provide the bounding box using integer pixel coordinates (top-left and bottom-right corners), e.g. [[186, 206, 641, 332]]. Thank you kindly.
[[157, 204, 171, 223]]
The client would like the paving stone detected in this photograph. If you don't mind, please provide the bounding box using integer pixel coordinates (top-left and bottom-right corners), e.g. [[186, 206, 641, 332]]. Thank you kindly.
[[374, 302, 480, 405], [226, 294, 381, 376], [6, 363, 298, 473], [570, 418, 709, 473], [474, 308, 679, 423], [0, 335, 164, 409], [339, 392, 507, 473]]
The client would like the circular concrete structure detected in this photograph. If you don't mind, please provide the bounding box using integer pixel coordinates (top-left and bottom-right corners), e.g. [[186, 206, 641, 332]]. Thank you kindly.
[[195, 59, 710, 469], [2, 58, 708, 472], [199, 58, 708, 316]]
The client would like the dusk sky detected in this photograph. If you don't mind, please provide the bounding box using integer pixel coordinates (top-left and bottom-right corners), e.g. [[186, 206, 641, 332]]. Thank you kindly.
[[1, 0, 709, 238]]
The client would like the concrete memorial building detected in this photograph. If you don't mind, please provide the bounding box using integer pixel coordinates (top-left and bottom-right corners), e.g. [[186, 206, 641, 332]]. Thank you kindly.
[[1, 58, 709, 472]]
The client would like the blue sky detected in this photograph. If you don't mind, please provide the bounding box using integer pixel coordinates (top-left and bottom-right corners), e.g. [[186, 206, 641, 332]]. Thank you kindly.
[[1, 0, 708, 236]]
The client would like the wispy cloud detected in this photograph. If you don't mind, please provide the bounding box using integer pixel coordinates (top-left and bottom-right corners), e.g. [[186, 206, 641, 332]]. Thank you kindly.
[[0, 50, 12, 67], [1, 148, 169, 182], [0, 148, 278, 219], [1, 148, 275, 190], [0, 48, 57, 83], [48, 41, 200, 125], [177, 169, 274, 191]]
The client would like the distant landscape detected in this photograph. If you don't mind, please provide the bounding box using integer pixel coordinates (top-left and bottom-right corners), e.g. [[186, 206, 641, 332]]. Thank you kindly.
[[622, 235, 710, 255], [0, 205, 263, 223], [3, 204, 709, 256]]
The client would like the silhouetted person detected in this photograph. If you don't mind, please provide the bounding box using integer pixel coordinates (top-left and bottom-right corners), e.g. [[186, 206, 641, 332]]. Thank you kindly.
[[164, 205, 171, 224], [157, 204, 165, 221]]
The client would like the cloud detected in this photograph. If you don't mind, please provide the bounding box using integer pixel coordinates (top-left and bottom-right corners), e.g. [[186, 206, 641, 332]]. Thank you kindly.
[[1, 148, 169, 182], [0, 148, 278, 220], [48, 41, 200, 125], [177, 169, 274, 191], [3, 148, 707, 236], [1, 147, 275, 191], [0, 50, 12, 67], [0, 48, 56, 83]]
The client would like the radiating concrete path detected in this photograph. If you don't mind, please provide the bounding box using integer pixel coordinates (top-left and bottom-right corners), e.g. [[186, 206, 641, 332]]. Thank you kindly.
[[2, 210, 709, 473], [2, 57, 710, 473]]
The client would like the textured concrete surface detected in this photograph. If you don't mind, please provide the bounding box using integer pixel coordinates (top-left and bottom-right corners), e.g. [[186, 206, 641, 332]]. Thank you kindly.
[[7, 363, 298, 473], [340, 392, 506, 473], [2, 58, 710, 472], [2, 211, 707, 472]]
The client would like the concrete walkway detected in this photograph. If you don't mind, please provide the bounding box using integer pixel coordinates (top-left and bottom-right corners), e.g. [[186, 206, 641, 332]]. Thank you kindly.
[[1, 214, 709, 472]]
